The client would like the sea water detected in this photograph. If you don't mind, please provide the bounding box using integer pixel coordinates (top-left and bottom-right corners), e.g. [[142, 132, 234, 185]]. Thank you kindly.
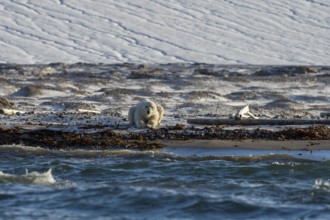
[[0, 145, 329, 220]]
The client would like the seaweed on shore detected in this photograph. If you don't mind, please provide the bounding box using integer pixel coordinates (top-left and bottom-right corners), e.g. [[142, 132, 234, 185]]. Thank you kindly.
[[0, 125, 329, 150]]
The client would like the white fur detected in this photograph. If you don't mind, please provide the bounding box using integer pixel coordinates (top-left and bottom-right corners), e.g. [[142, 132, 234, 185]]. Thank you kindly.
[[128, 100, 164, 128]]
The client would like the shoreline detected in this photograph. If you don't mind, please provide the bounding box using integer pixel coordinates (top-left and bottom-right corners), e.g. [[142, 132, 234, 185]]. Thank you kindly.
[[162, 139, 330, 150], [1, 138, 330, 162]]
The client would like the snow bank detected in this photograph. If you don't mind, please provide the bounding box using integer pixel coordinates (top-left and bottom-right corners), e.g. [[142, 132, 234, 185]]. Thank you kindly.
[[1, 0, 329, 64]]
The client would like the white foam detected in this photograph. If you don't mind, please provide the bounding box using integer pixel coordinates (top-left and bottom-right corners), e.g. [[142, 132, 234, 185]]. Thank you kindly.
[[0, 169, 55, 185], [313, 179, 330, 192], [271, 161, 301, 166]]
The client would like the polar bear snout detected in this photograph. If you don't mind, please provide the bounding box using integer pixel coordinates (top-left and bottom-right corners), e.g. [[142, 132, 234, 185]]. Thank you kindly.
[[145, 104, 154, 115]]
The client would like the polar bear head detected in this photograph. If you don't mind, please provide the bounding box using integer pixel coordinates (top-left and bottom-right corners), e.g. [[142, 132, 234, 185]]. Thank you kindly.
[[141, 99, 158, 116]]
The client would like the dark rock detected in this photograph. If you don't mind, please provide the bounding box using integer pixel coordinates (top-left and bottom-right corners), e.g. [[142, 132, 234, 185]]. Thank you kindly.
[[225, 91, 258, 100], [99, 88, 152, 99], [254, 66, 317, 77], [186, 91, 222, 100], [12, 85, 42, 97], [264, 99, 296, 109], [193, 68, 228, 77], [128, 69, 163, 79]]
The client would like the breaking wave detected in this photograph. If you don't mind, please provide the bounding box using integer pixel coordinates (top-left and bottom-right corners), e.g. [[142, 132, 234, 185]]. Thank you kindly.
[[313, 179, 330, 192], [0, 169, 55, 185]]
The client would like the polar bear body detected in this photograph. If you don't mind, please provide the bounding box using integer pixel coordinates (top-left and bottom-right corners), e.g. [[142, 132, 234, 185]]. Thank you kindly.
[[128, 100, 164, 128]]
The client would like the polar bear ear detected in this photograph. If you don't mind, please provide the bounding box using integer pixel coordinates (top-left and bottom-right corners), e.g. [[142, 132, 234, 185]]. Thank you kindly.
[[144, 99, 152, 103], [157, 105, 164, 114]]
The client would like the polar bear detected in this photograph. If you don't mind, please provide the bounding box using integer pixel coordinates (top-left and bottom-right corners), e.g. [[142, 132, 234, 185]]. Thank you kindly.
[[128, 99, 164, 129]]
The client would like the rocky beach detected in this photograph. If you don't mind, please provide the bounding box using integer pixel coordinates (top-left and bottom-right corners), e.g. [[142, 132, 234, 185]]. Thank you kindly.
[[1, 63, 329, 150]]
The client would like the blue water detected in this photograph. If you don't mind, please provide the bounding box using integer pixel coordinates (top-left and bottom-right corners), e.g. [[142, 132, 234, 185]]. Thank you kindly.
[[0, 145, 329, 220]]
